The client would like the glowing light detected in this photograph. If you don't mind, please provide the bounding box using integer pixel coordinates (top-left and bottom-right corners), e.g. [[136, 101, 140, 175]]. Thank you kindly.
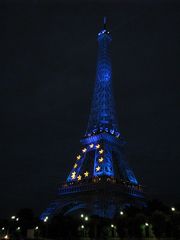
[[80, 214, 84, 218], [17, 227, 20, 231], [4, 235, 8, 239], [171, 207, 176, 212], [96, 166, 101, 172], [82, 148, 87, 153], [145, 222, 149, 226], [85, 216, 89, 221], [77, 175, 82, 181], [1, 227, 5, 230], [89, 144, 94, 148], [11, 216, 16, 220], [35, 226, 39, 230], [16, 218, 19, 221], [92, 129, 97, 133], [110, 129, 114, 134], [81, 225, 84, 229], [96, 144, 100, 149], [99, 149, 104, 154], [111, 224, 114, 228], [116, 132, 120, 138], [71, 171, 76, 179], [120, 211, 124, 215], [84, 171, 89, 177], [44, 216, 49, 222], [76, 155, 81, 160], [98, 157, 103, 163], [74, 163, 78, 169]]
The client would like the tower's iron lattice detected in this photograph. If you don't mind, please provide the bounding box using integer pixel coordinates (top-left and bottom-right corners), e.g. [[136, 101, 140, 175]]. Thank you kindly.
[[40, 19, 145, 220]]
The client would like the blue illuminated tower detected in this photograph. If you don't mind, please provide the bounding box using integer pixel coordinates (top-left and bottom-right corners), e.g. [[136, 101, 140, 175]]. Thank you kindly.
[[40, 18, 145, 220]]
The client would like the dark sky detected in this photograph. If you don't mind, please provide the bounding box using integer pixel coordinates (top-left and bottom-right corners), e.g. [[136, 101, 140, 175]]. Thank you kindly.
[[0, 0, 180, 217]]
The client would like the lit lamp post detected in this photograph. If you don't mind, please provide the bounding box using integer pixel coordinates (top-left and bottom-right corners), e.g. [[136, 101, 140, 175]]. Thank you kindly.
[[81, 225, 85, 237], [35, 226, 39, 239], [9, 215, 17, 238], [43, 216, 49, 238], [1, 227, 5, 239], [110, 224, 116, 237], [16, 227, 21, 232], [144, 222, 150, 238]]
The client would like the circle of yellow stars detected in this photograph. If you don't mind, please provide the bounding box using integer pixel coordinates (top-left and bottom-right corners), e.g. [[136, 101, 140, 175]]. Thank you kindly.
[[71, 143, 104, 180]]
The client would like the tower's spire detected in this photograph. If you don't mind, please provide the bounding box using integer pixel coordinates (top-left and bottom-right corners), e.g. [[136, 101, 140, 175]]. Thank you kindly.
[[86, 19, 120, 137], [103, 16, 107, 30]]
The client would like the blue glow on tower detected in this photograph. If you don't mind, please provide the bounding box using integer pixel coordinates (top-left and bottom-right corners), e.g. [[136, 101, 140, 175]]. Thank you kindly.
[[40, 19, 145, 221], [86, 17, 120, 138], [66, 17, 138, 184]]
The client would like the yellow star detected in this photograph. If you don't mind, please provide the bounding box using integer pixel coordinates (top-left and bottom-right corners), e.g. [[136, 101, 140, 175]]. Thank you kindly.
[[71, 175, 75, 180], [74, 163, 78, 168], [99, 149, 104, 154], [96, 144, 100, 149], [89, 144, 94, 148], [98, 157, 103, 163], [82, 148, 87, 153], [77, 175, 82, 181], [96, 166, 101, 172], [77, 155, 81, 160], [84, 171, 89, 177], [71, 171, 76, 179]]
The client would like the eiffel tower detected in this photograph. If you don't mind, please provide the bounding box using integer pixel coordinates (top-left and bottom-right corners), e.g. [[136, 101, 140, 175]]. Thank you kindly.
[[40, 18, 145, 220]]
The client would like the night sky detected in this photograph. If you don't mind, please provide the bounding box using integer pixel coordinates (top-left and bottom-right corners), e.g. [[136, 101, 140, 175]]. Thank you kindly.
[[1, 1, 180, 218]]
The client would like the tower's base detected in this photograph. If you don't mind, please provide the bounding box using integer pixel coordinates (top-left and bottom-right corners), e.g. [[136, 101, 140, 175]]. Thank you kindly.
[[40, 177, 146, 220]]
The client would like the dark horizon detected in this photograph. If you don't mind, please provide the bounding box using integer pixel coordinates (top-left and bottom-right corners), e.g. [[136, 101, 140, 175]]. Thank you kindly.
[[0, 1, 180, 218]]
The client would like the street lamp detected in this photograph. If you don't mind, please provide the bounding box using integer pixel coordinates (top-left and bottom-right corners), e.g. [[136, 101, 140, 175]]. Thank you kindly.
[[80, 225, 85, 237], [17, 227, 20, 231], [145, 222, 149, 226], [35, 226, 39, 230], [120, 211, 124, 215], [111, 224, 114, 228], [11, 216, 16, 220], [80, 214, 84, 218], [1, 227, 5, 231], [84, 216, 89, 221]]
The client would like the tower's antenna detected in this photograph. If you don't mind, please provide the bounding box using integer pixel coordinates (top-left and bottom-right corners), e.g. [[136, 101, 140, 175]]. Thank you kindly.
[[103, 16, 107, 30]]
